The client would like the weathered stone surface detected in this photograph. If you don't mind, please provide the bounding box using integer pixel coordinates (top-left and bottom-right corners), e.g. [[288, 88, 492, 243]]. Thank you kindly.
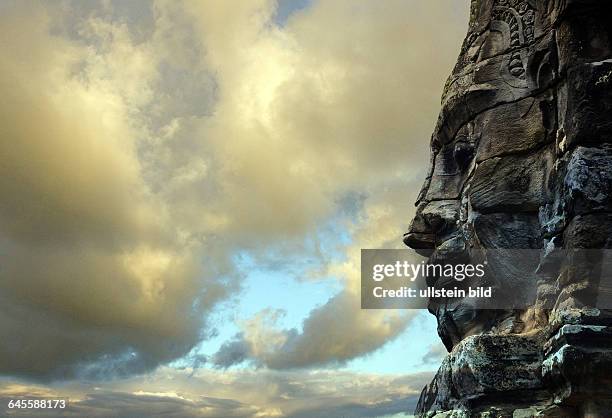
[[559, 61, 612, 148], [474, 94, 554, 162], [564, 146, 612, 214], [415, 334, 545, 417], [426, 144, 469, 201], [429, 301, 505, 352], [539, 145, 612, 238], [563, 214, 612, 249], [473, 213, 541, 249], [556, 4, 612, 73], [435, 26, 558, 146], [543, 325, 612, 404], [404, 0, 612, 416], [415, 356, 457, 415], [473, 213, 542, 306], [451, 335, 542, 398], [469, 146, 553, 213], [405, 200, 461, 255]]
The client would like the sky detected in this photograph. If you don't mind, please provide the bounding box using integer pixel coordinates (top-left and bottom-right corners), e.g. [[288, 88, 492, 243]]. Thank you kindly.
[[0, 0, 469, 416]]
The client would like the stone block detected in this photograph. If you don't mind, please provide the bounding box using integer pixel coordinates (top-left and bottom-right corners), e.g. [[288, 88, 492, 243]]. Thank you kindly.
[[469, 146, 554, 213]]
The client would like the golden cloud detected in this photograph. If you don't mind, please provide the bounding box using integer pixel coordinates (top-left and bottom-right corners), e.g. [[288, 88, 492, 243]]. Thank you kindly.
[[0, 0, 467, 379], [0, 367, 432, 417]]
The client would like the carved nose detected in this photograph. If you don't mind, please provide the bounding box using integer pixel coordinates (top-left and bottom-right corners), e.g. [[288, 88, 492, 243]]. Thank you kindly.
[[403, 211, 435, 255], [404, 200, 459, 255]]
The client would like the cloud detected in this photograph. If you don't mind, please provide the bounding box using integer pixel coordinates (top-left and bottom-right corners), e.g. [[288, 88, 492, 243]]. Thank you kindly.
[[212, 178, 434, 369], [0, 368, 432, 418], [0, 0, 468, 379], [214, 290, 411, 369], [420, 343, 448, 365], [201, 0, 469, 368], [0, 1, 226, 379], [212, 334, 251, 369]]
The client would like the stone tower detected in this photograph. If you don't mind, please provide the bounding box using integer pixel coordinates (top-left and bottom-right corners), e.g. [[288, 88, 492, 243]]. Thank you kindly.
[[404, 0, 612, 416]]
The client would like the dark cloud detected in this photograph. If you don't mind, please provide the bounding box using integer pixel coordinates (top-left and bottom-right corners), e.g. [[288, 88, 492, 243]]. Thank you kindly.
[[0, 392, 256, 418], [212, 334, 252, 368], [420, 343, 447, 365]]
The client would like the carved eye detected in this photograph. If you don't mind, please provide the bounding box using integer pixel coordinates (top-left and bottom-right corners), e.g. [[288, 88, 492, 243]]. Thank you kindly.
[[453, 141, 474, 169]]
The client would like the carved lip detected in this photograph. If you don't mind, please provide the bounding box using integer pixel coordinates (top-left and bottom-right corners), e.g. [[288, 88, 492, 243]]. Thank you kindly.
[[402, 232, 434, 257]]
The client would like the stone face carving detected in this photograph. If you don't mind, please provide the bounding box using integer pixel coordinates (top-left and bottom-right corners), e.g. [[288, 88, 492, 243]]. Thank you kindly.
[[404, 1, 612, 416]]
